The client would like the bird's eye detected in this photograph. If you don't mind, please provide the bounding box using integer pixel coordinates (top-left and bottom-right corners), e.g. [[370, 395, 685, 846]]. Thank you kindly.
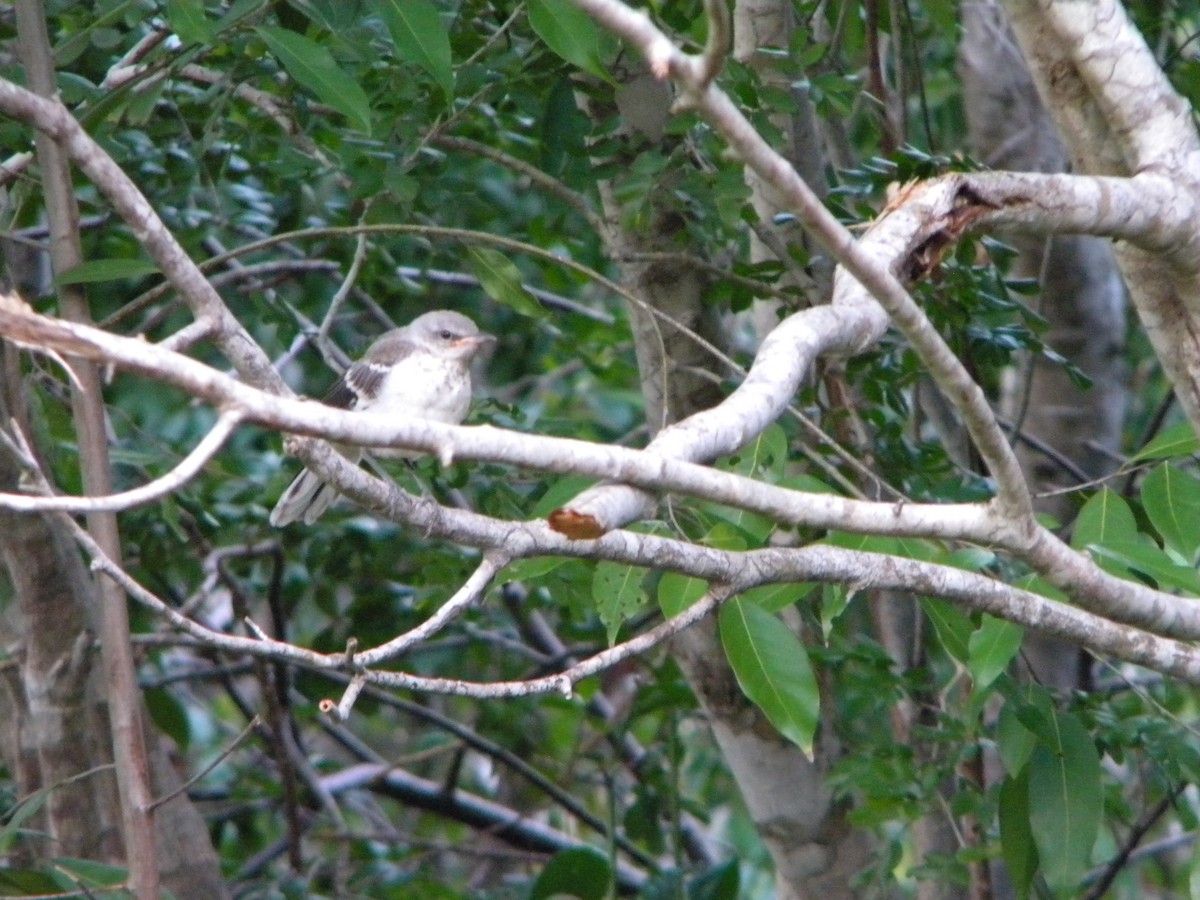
[[439, 330, 455, 340]]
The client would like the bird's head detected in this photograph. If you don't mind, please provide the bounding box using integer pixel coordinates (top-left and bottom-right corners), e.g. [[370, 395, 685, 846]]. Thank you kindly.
[[410, 310, 496, 361]]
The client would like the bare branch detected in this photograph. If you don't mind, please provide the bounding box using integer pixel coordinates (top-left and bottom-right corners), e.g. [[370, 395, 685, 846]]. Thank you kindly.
[[0, 409, 244, 512], [55, 444, 1200, 690], [5, 296, 1200, 639], [355, 552, 513, 667], [564, 0, 1032, 530], [0, 151, 32, 190], [316, 229, 369, 349], [0, 74, 284, 391], [695, 0, 733, 92]]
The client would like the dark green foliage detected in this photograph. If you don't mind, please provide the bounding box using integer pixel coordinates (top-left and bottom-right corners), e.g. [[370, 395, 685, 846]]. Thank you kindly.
[[3, 2, 1200, 898]]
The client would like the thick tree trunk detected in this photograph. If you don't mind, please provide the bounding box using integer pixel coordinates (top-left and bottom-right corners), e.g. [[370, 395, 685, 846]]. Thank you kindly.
[[0, 339, 229, 898]]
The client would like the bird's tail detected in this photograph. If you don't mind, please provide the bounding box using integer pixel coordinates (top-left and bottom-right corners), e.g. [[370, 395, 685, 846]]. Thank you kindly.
[[269, 468, 338, 526]]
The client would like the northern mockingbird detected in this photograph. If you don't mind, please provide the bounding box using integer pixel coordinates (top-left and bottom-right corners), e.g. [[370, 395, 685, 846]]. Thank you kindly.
[[269, 309, 494, 526]]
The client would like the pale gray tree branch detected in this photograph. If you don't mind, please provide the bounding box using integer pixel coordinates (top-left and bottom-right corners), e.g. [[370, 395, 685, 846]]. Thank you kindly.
[[0, 409, 243, 512], [1006, 0, 1200, 184], [998, 0, 1200, 433], [43, 426, 1200, 694], [94, 476, 1200, 692], [0, 151, 32, 189], [0, 75, 284, 392], [4, 295, 1200, 639], [565, 0, 1033, 528]]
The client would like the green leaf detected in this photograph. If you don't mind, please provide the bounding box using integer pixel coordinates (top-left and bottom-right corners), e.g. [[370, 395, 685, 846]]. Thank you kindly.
[[820, 583, 850, 639], [531, 846, 612, 900], [0, 788, 49, 854], [777, 472, 840, 494], [967, 615, 1022, 693], [370, 0, 454, 101], [1027, 709, 1102, 896], [540, 76, 587, 175], [1087, 541, 1200, 594], [719, 597, 819, 756], [658, 570, 707, 618], [166, 0, 214, 44], [947, 547, 996, 571], [531, 475, 593, 518], [688, 859, 740, 900], [48, 858, 129, 888], [922, 597, 971, 664], [699, 502, 775, 544], [998, 769, 1038, 899], [55, 258, 160, 285], [1016, 574, 1067, 604], [702, 522, 749, 552], [145, 686, 191, 752], [1071, 488, 1138, 551], [824, 532, 898, 557], [528, 0, 610, 82], [0, 867, 65, 894], [255, 26, 372, 134], [1142, 463, 1200, 561], [593, 561, 646, 644], [722, 424, 788, 478], [1131, 420, 1199, 461], [501, 556, 567, 583], [996, 698, 1038, 775], [740, 581, 812, 613], [466, 247, 546, 318]]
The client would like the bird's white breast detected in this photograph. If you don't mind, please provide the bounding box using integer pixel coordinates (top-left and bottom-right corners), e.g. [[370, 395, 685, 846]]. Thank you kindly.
[[364, 352, 473, 424]]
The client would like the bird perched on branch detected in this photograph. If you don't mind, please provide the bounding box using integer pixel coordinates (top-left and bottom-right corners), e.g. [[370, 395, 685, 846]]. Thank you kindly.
[[269, 309, 495, 526]]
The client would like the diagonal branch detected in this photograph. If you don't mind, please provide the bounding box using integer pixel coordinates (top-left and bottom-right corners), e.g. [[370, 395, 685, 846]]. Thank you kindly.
[[0, 75, 284, 391], [563, 0, 1032, 529]]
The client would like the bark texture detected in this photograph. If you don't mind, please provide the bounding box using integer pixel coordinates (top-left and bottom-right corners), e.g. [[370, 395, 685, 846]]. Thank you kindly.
[[0, 300, 228, 897], [960, 0, 1127, 690], [582, 6, 874, 895]]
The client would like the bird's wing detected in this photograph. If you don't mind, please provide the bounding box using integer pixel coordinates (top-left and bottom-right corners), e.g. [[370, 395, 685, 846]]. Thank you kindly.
[[321, 336, 419, 410]]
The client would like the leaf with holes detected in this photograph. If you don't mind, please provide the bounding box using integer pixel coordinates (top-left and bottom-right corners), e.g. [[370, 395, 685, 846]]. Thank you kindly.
[[593, 561, 646, 644]]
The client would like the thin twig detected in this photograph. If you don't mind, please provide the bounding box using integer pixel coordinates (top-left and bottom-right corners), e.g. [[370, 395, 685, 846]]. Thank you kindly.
[[149, 715, 262, 812], [0, 408, 244, 512], [317, 228, 370, 350], [354, 552, 512, 667]]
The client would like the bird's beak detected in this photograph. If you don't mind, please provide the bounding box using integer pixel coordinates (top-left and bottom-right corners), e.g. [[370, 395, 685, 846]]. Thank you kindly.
[[455, 332, 496, 350]]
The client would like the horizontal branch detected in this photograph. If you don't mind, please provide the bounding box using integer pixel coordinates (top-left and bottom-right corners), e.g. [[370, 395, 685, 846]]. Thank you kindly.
[[965, 170, 1185, 251], [56, 445, 1200, 694], [5, 294, 1200, 639]]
